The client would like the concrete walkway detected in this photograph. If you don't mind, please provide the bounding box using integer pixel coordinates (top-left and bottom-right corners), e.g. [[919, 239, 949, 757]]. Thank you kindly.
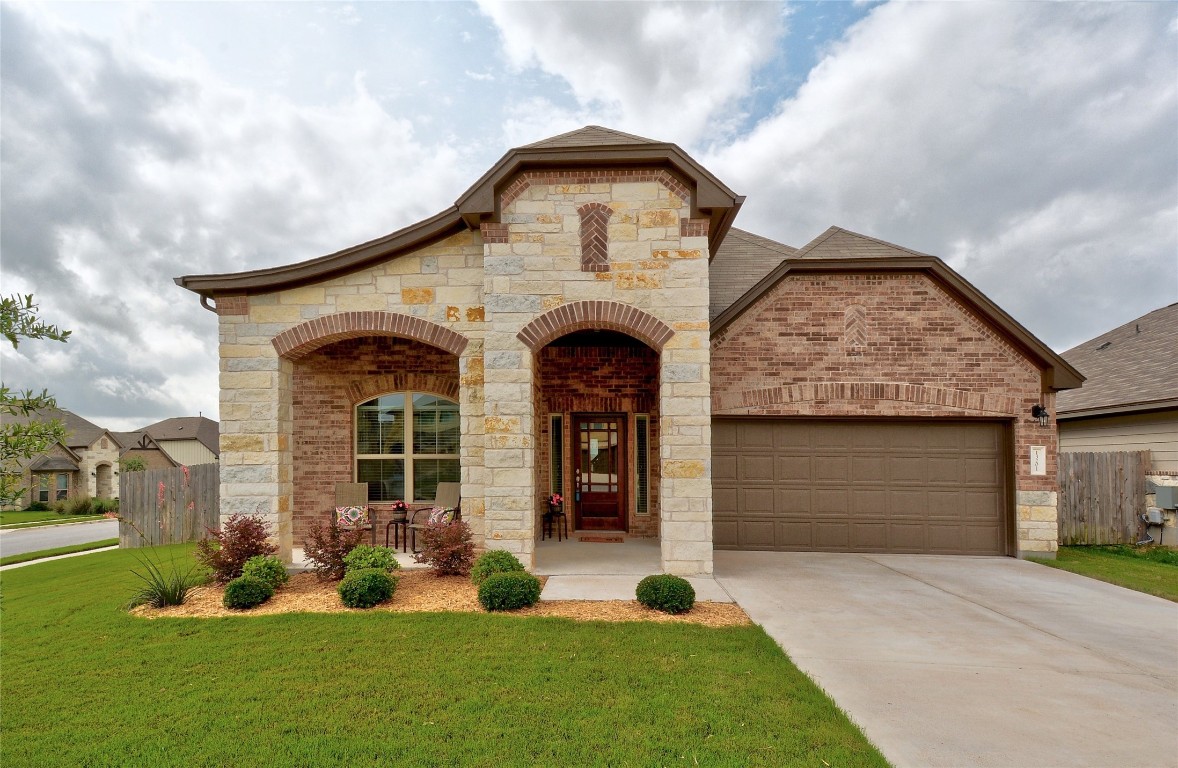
[[715, 551, 1178, 768]]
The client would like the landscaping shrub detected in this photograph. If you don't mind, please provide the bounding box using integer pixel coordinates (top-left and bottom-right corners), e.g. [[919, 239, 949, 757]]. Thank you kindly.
[[63, 496, 93, 516], [478, 571, 542, 611], [127, 555, 205, 609], [223, 576, 274, 610], [91, 498, 118, 515], [241, 554, 289, 590], [343, 544, 401, 574], [194, 514, 279, 583], [337, 567, 396, 608], [414, 520, 475, 576], [24, 501, 50, 512], [470, 549, 525, 585], [636, 574, 695, 614], [303, 521, 365, 581]]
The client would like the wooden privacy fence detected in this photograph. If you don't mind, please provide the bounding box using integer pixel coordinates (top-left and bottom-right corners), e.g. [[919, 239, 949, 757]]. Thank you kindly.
[[1058, 451, 1149, 545], [118, 464, 219, 548]]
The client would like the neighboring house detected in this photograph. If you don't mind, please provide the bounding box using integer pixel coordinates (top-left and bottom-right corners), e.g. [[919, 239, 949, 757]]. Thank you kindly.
[[112, 430, 180, 472], [1057, 303, 1178, 534], [176, 126, 1082, 573], [138, 416, 220, 466], [0, 408, 122, 507]]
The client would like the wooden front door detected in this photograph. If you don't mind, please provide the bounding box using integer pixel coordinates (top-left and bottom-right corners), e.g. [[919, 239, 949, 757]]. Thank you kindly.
[[574, 415, 627, 531]]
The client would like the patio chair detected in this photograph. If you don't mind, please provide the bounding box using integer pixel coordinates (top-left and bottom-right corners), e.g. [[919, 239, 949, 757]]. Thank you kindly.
[[332, 482, 377, 546], [407, 482, 462, 553]]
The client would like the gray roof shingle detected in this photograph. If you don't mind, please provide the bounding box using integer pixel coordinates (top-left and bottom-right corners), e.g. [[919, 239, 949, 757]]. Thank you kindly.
[[1056, 303, 1178, 416], [709, 228, 796, 320], [522, 125, 661, 149]]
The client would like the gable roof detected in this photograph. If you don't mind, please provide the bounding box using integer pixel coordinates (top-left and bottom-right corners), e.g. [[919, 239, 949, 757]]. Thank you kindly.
[[140, 416, 220, 456], [709, 228, 796, 321], [0, 407, 120, 451], [176, 126, 744, 299], [1056, 303, 1178, 418], [711, 226, 1084, 391]]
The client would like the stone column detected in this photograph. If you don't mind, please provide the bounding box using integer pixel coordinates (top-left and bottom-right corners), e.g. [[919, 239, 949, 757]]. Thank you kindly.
[[459, 340, 486, 541]]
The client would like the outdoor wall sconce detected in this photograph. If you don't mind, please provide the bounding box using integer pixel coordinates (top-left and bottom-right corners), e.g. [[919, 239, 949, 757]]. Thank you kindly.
[[1031, 404, 1050, 427]]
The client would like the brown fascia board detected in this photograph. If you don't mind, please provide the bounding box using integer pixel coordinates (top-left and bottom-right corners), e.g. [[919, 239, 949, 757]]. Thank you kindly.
[[174, 207, 467, 298], [455, 143, 742, 229], [1057, 398, 1178, 420], [710, 255, 1085, 391]]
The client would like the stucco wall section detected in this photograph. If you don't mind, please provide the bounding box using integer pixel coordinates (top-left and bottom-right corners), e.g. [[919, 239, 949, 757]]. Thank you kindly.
[[711, 272, 1057, 557]]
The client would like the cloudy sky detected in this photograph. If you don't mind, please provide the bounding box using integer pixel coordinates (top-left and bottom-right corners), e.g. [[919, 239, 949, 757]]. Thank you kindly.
[[2, 1, 1175, 431]]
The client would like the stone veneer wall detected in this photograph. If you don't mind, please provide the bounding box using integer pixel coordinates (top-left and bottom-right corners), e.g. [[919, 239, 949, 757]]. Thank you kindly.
[[483, 171, 713, 574], [711, 272, 1059, 557], [290, 336, 459, 543], [535, 340, 660, 538]]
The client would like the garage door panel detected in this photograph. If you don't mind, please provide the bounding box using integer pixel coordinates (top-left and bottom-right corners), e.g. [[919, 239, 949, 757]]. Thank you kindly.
[[713, 419, 1007, 555]]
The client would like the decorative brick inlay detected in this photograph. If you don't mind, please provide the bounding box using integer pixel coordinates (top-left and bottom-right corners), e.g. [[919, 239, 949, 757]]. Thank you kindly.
[[480, 223, 509, 243], [272, 311, 469, 360], [578, 202, 611, 272], [680, 219, 709, 237], [216, 295, 249, 316], [516, 300, 675, 352], [500, 169, 692, 210], [844, 304, 867, 355], [713, 381, 1018, 415]]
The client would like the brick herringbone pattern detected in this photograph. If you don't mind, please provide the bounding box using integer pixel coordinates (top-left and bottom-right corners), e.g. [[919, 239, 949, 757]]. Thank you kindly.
[[578, 202, 612, 271]]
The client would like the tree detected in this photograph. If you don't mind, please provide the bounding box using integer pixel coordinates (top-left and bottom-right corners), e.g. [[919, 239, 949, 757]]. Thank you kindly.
[[0, 295, 71, 508]]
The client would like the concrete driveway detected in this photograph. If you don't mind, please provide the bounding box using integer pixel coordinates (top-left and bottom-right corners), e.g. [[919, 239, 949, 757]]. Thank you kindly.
[[715, 552, 1178, 768]]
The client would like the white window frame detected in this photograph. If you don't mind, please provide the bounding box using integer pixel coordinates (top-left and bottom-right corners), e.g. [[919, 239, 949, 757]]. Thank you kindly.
[[354, 391, 459, 503]]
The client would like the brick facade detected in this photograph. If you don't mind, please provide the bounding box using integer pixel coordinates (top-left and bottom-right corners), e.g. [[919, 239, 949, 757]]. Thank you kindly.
[[711, 271, 1058, 555]]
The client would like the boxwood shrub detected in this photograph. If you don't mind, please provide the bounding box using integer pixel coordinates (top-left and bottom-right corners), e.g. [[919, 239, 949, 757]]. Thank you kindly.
[[223, 576, 274, 610], [241, 555, 290, 590], [470, 549, 525, 585], [636, 574, 695, 614], [343, 545, 401, 574], [477, 571, 542, 611], [338, 567, 396, 609]]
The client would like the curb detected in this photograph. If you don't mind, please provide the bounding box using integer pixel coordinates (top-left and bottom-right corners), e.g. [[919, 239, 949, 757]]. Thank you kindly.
[[0, 545, 120, 571], [0, 517, 113, 532]]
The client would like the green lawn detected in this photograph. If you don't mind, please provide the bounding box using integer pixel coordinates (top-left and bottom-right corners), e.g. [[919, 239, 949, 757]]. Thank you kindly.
[[0, 538, 119, 566], [0, 510, 105, 528], [0, 545, 887, 768], [1031, 545, 1178, 601]]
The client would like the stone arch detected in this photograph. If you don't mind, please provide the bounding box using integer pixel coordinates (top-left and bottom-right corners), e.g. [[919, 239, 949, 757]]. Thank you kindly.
[[272, 311, 468, 360], [516, 300, 675, 352]]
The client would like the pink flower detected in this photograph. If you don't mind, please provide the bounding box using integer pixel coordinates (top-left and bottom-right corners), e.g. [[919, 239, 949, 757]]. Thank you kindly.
[[182, 465, 190, 486], [187, 501, 195, 511], [157, 481, 166, 507]]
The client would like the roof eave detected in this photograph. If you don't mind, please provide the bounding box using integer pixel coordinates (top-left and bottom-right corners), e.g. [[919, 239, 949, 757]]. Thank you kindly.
[[1057, 398, 1178, 420]]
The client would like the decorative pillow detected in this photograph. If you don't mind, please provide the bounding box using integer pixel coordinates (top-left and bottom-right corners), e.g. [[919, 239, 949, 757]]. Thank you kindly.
[[335, 505, 369, 528], [427, 507, 455, 525]]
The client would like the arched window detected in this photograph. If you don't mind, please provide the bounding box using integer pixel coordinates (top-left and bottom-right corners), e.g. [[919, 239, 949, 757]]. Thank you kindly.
[[355, 392, 459, 503]]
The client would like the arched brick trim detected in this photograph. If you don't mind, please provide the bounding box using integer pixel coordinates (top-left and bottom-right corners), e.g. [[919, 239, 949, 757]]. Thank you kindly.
[[578, 202, 611, 272], [500, 169, 691, 210], [712, 382, 1019, 416], [273, 311, 469, 360], [516, 300, 674, 352], [346, 373, 460, 405]]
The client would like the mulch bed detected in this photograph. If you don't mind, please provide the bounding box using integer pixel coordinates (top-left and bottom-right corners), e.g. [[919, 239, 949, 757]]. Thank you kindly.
[[135, 570, 751, 627]]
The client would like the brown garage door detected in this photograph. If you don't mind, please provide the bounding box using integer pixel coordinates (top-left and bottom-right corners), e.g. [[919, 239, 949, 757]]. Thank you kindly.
[[713, 420, 1008, 555]]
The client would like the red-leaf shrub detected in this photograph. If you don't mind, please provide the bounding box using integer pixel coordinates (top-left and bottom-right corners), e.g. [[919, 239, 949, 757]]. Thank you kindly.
[[303, 522, 365, 581], [195, 514, 278, 583], [414, 520, 475, 576]]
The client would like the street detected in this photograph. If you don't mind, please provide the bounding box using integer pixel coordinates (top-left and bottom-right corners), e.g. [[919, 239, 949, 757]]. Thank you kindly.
[[0, 519, 119, 557]]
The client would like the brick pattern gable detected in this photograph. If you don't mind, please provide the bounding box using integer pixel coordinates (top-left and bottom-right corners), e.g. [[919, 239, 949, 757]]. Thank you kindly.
[[577, 201, 612, 272]]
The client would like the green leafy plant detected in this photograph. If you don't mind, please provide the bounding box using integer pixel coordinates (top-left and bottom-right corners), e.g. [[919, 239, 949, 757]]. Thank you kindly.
[[223, 576, 274, 610], [24, 501, 50, 512], [478, 571, 542, 611], [303, 521, 365, 581], [337, 567, 396, 608], [636, 574, 695, 615], [241, 554, 289, 590], [414, 520, 475, 576], [343, 544, 401, 574], [127, 554, 206, 609], [63, 496, 93, 516], [470, 549, 525, 585], [195, 514, 278, 583], [119, 456, 147, 473]]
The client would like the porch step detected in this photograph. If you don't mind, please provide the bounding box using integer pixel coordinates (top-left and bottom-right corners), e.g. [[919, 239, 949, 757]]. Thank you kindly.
[[540, 574, 733, 603]]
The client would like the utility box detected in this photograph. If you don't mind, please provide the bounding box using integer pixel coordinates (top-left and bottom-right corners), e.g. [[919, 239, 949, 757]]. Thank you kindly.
[[1155, 486, 1178, 510]]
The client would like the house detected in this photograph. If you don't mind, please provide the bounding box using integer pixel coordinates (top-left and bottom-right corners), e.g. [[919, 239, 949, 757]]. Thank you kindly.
[[176, 126, 1082, 573], [0, 408, 122, 507], [1057, 303, 1178, 534], [138, 416, 220, 466], [111, 430, 179, 472]]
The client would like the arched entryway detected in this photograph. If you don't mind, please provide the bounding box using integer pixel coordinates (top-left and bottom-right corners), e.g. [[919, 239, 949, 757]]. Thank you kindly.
[[95, 463, 113, 499], [534, 330, 660, 538]]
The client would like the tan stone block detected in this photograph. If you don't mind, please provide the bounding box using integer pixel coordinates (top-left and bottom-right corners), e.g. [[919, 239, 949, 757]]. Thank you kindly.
[[221, 434, 265, 452], [222, 371, 274, 390], [486, 434, 533, 450], [220, 344, 270, 358], [541, 296, 564, 311], [663, 459, 706, 479], [639, 209, 678, 228], [278, 285, 325, 305], [250, 305, 302, 324], [382, 257, 423, 275], [401, 287, 434, 305], [595, 273, 614, 282], [651, 249, 703, 260], [671, 321, 710, 331], [485, 415, 521, 433], [336, 293, 389, 312], [615, 271, 663, 290], [639, 260, 670, 270], [466, 306, 485, 322]]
